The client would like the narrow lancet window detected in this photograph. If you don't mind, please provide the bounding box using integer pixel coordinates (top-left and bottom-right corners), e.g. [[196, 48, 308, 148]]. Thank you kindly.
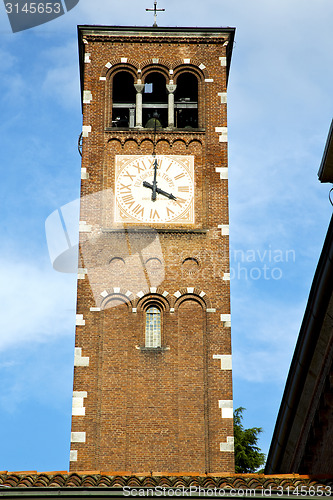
[[145, 306, 161, 347]]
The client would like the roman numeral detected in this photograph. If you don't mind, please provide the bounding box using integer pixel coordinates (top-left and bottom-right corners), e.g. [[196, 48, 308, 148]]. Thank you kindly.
[[132, 162, 145, 173], [150, 209, 160, 219], [174, 173, 185, 180], [166, 207, 174, 217], [178, 186, 189, 192], [121, 194, 135, 208], [119, 183, 131, 193], [132, 204, 144, 217], [174, 197, 186, 207], [123, 171, 136, 181]]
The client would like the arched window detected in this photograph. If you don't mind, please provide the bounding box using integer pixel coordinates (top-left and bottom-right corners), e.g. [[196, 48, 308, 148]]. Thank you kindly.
[[145, 306, 161, 347], [142, 72, 168, 128], [112, 71, 136, 128], [174, 72, 199, 128]]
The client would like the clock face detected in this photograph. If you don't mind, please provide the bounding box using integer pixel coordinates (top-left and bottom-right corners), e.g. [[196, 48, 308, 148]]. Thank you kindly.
[[115, 155, 195, 224]]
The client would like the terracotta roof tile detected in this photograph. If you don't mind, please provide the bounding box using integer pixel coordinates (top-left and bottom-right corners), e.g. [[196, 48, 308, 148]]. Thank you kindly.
[[0, 472, 332, 490]]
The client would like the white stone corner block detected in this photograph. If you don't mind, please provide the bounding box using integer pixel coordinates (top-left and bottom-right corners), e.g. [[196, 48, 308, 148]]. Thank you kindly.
[[73, 391, 88, 398], [187, 287, 194, 294], [219, 400, 233, 419], [215, 167, 228, 180], [82, 125, 91, 137], [84, 53, 91, 63], [152, 58, 159, 64], [113, 287, 120, 294], [121, 57, 128, 63], [72, 391, 87, 416], [70, 450, 78, 462], [150, 287, 157, 293], [221, 314, 231, 327], [75, 314, 85, 326], [137, 290, 144, 298], [169, 69, 173, 75], [74, 347, 89, 367], [101, 290, 109, 298], [83, 90, 92, 104], [215, 126, 228, 142], [199, 63, 206, 70], [132, 308, 137, 313], [71, 432, 86, 443], [205, 78, 214, 83], [218, 224, 229, 236], [125, 290, 132, 297], [219, 56, 227, 66], [199, 291, 206, 297], [99, 76, 106, 81], [206, 308, 216, 313], [174, 291, 181, 298], [218, 92, 227, 104], [184, 58, 191, 64], [105, 62, 112, 68], [72, 407, 85, 416], [79, 221, 92, 233], [220, 314, 231, 322], [90, 307, 101, 312], [162, 291, 169, 297], [213, 354, 232, 370], [220, 436, 234, 452], [223, 273, 231, 282], [77, 268, 87, 280], [170, 307, 175, 313], [81, 167, 89, 180]]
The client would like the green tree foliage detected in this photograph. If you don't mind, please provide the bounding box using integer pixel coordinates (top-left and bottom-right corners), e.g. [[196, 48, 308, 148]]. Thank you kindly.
[[234, 407, 266, 473]]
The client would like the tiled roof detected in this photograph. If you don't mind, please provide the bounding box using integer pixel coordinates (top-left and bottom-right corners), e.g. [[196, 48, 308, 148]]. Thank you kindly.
[[0, 472, 333, 489]]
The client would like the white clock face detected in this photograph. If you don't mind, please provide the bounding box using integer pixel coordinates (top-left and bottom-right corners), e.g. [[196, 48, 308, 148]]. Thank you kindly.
[[115, 155, 195, 224]]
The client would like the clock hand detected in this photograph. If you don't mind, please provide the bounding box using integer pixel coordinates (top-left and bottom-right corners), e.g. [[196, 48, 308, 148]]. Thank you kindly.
[[143, 181, 177, 201], [151, 158, 158, 201]]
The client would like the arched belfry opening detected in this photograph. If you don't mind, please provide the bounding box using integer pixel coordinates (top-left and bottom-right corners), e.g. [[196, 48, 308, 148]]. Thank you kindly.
[[174, 72, 199, 128], [143, 72, 168, 128], [111, 71, 136, 128]]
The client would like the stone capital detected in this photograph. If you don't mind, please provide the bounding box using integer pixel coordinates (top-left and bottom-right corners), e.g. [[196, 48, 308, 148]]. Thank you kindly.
[[134, 84, 145, 93], [166, 84, 177, 94]]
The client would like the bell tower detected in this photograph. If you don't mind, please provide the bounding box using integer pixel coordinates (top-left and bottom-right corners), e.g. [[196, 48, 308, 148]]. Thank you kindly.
[[70, 24, 235, 473]]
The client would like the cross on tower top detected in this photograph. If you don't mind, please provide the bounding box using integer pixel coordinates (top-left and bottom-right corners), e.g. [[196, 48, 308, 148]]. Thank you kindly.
[[146, 1, 165, 27]]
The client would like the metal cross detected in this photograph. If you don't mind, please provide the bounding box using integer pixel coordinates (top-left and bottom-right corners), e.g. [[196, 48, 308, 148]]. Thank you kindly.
[[146, 1, 165, 27]]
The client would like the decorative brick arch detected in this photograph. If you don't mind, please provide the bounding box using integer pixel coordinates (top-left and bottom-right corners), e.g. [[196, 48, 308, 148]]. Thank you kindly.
[[141, 57, 172, 72], [141, 65, 170, 82], [133, 287, 172, 311], [172, 59, 210, 80], [99, 288, 135, 310], [135, 289, 171, 312], [172, 287, 212, 311], [107, 137, 124, 148], [99, 58, 140, 79]]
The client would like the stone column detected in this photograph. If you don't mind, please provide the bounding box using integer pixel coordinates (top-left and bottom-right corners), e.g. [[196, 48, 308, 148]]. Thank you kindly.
[[134, 83, 145, 128], [166, 84, 177, 128]]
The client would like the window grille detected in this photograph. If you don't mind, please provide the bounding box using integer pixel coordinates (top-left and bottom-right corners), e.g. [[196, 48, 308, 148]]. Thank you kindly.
[[145, 306, 161, 347]]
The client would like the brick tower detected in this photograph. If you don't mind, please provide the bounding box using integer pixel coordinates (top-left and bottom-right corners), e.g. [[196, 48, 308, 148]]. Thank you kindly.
[[70, 24, 235, 474]]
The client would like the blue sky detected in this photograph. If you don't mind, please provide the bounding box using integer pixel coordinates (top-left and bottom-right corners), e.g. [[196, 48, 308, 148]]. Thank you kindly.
[[0, 0, 332, 472]]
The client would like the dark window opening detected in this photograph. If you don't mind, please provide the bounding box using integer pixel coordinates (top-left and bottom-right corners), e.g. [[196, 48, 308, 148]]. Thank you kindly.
[[143, 72, 168, 128], [112, 71, 136, 128], [175, 73, 199, 129]]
